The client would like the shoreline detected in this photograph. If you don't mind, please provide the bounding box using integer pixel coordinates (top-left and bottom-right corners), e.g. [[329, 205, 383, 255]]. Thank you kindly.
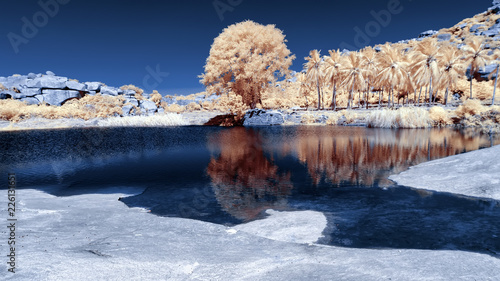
[[0, 107, 498, 133]]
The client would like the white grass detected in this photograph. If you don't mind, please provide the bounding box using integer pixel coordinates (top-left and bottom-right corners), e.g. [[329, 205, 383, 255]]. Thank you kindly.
[[367, 107, 432, 128], [98, 114, 188, 127]]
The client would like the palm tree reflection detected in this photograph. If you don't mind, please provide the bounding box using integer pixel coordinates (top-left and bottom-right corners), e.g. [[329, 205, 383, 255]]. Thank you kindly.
[[207, 128, 293, 221], [293, 127, 499, 187]]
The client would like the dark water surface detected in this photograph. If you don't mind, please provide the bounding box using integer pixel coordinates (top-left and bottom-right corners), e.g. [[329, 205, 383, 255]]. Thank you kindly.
[[0, 126, 499, 256]]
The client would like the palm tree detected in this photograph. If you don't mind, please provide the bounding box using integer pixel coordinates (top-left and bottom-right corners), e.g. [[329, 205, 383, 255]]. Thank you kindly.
[[341, 52, 366, 109], [296, 72, 312, 108], [462, 37, 489, 99], [361, 47, 378, 109], [376, 44, 410, 107], [323, 49, 343, 110], [304, 50, 323, 110], [410, 38, 441, 106], [438, 45, 466, 105], [488, 49, 500, 106]]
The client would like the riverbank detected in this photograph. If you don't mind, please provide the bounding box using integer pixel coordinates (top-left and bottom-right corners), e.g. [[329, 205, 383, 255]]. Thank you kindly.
[[1, 103, 499, 133]]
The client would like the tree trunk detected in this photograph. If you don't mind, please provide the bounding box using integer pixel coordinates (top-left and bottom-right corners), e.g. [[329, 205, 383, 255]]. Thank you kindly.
[[470, 65, 473, 99], [331, 82, 337, 111], [492, 65, 499, 106], [417, 86, 423, 107], [348, 76, 356, 110], [387, 86, 394, 107], [444, 87, 449, 106], [316, 79, 321, 110], [428, 76, 433, 107], [365, 82, 370, 109], [379, 87, 383, 108]]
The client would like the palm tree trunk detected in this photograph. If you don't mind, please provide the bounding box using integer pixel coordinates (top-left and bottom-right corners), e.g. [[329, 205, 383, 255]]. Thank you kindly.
[[365, 81, 370, 109], [387, 86, 394, 107], [378, 87, 383, 108], [429, 76, 433, 107], [331, 82, 337, 111], [348, 76, 356, 110], [424, 85, 429, 106], [492, 65, 499, 106], [418, 86, 423, 107], [470, 65, 474, 99], [316, 79, 321, 110], [444, 87, 449, 106]]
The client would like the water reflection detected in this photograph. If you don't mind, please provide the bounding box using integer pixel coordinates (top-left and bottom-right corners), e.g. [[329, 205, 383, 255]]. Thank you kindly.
[[1, 126, 499, 256], [284, 127, 498, 187], [207, 128, 293, 221]]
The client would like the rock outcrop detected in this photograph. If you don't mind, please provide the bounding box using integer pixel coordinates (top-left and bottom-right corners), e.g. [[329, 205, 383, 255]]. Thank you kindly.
[[243, 109, 284, 126], [0, 71, 164, 116]]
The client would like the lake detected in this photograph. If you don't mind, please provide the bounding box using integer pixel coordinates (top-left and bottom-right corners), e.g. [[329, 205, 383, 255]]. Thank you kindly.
[[0, 126, 499, 256]]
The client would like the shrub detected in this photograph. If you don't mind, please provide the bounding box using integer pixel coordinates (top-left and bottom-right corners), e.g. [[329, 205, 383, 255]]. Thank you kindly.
[[186, 102, 202, 112], [367, 107, 432, 128], [149, 90, 162, 104], [429, 106, 452, 126], [454, 99, 487, 118]]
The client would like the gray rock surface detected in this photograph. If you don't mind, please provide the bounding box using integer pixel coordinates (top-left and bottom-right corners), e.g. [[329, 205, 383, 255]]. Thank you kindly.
[[41, 90, 82, 106], [100, 86, 120, 96], [467, 63, 498, 81], [85, 82, 102, 92], [390, 145, 500, 200], [243, 109, 285, 126], [139, 100, 158, 115], [26, 75, 68, 88], [470, 24, 485, 33], [66, 80, 86, 91], [20, 97, 40, 105], [418, 30, 438, 38], [437, 33, 451, 42]]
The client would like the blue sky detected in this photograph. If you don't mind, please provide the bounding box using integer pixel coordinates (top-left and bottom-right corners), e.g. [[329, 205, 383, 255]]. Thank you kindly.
[[0, 0, 493, 95]]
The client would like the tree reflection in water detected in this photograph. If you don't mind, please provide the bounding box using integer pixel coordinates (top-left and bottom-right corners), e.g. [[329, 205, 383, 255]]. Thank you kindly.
[[207, 128, 293, 221], [206, 127, 499, 220], [292, 127, 499, 187]]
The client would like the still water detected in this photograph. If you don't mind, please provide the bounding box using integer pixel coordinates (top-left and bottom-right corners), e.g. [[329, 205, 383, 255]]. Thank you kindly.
[[0, 126, 499, 256]]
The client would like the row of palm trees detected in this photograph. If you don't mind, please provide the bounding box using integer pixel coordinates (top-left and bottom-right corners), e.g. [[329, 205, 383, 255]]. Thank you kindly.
[[300, 36, 495, 110]]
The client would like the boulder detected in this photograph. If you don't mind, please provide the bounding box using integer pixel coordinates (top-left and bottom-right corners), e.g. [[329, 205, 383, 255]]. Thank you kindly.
[[177, 99, 195, 106], [482, 24, 500, 37], [139, 100, 157, 115], [0, 90, 16, 99], [27, 76, 68, 88], [437, 33, 452, 42], [19, 88, 41, 97], [2, 75, 28, 89], [162, 96, 177, 104], [470, 24, 485, 33], [85, 82, 102, 92], [122, 89, 136, 97], [100, 86, 120, 96], [86, 91, 97, 96], [41, 90, 81, 106], [121, 104, 136, 117], [20, 97, 39, 105], [243, 109, 284, 126], [65, 80, 86, 91], [45, 71, 55, 76], [27, 73, 37, 79], [466, 63, 498, 81], [458, 23, 467, 29], [125, 98, 139, 107], [418, 30, 438, 38]]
